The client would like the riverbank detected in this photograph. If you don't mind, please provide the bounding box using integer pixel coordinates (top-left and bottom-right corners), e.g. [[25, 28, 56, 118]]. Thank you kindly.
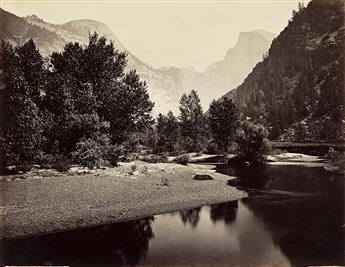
[[0, 161, 246, 239]]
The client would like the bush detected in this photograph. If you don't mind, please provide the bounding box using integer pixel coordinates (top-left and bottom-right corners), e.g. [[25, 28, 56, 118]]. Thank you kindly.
[[236, 122, 270, 165], [73, 134, 120, 169], [326, 147, 345, 174], [203, 140, 219, 154], [106, 145, 122, 166], [141, 154, 168, 163], [52, 154, 71, 172], [128, 163, 137, 175], [175, 154, 190, 165], [34, 152, 55, 168]]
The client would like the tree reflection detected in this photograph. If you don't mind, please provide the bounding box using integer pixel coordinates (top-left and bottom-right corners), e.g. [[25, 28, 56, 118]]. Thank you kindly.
[[1, 217, 154, 267], [179, 207, 201, 228], [238, 166, 345, 267], [210, 201, 238, 224], [218, 164, 271, 191]]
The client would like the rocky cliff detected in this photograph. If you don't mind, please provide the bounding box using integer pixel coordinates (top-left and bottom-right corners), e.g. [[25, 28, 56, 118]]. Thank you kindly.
[[224, 0, 344, 141]]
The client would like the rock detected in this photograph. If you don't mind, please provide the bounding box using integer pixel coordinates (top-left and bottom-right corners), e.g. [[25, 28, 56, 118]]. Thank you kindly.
[[132, 171, 140, 176], [227, 179, 239, 186], [193, 174, 214, 180], [76, 169, 95, 175]]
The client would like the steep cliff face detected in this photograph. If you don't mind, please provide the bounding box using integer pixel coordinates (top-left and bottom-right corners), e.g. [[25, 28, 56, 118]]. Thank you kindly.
[[196, 30, 275, 107], [225, 0, 345, 141]]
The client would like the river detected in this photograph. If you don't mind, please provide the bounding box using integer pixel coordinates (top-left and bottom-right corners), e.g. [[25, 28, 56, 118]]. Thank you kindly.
[[1, 164, 344, 267]]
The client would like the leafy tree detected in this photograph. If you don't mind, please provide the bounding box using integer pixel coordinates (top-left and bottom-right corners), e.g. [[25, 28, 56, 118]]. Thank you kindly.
[[0, 41, 44, 169], [15, 39, 44, 104], [236, 121, 270, 164], [179, 90, 207, 152], [108, 70, 154, 143], [156, 111, 180, 152], [1, 33, 154, 170], [207, 97, 239, 152], [47, 33, 153, 151]]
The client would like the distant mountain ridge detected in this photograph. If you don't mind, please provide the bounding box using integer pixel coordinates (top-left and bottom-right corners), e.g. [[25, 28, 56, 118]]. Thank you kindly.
[[195, 29, 276, 106], [0, 8, 275, 114], [223, 0, 345, 140]]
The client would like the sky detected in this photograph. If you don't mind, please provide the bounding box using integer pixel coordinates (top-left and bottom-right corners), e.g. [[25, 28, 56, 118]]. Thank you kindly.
[[1, 0, 307, 71]]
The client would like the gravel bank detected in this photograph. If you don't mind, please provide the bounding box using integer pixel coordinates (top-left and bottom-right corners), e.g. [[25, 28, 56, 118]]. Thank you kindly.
[[0, 161, 246, 239]]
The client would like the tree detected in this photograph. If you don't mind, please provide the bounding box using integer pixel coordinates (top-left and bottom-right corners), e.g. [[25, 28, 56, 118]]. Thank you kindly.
[[178, 90, 206, 152], [298, 1, 305, 12], [0, 41, 44, 169], [236, 121, 270, 164], [156, 111, 180, 152], [107, 70, 154, 143], [1, 34, 154, 170], [47, 33, 153, 150], [15, 39, 44, 104], [207, 97, 239, 152]]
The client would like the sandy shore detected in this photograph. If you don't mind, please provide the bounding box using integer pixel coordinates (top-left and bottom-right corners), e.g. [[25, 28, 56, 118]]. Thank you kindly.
[[0, 161, 246, 239]]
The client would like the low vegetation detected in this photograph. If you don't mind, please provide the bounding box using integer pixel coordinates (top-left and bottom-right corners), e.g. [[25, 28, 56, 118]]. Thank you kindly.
[[326, 148, 345, 174], [175, 154, 190, 165]]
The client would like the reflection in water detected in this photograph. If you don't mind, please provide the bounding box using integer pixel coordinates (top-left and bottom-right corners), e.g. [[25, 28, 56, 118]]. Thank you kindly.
[[146, 201, 290, 267], [1, 165, 344, 267], [218, 164, 345, 266], [220, 164, 343, 194], [210, 201, 238, 224], [1, 217, 154, 267], [179, 207, 201, 228]]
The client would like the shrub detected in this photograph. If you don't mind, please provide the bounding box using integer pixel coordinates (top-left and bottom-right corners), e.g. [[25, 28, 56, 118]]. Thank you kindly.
[[128, 163, 137, 175], [17, 162, 34, 173], [236, 122, 270, 165], [203, 140, 219, 154], [141, 154, 169, 163], [141, 165, 148, 174], [326, 147, 345, 174], [73, 134, 120, 169], [106, 145, 122, 166], [175, 154, 190, 165], [52, 154, 71, 172], [34, 152, 55, 168]]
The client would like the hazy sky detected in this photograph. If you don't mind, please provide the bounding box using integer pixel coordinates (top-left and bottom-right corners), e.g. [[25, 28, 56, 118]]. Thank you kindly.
[[1, 0, 306, 71]]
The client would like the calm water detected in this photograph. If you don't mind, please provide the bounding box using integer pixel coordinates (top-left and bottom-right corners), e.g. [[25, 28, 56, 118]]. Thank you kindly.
[[1, 165, 344, 267]]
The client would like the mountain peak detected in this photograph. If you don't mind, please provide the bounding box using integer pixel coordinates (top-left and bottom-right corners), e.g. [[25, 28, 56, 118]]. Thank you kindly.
[[25, 14, 41, 20], [62, 19, 113, 36], [236, 30, 275, 46], [24, 14, 44, 24]]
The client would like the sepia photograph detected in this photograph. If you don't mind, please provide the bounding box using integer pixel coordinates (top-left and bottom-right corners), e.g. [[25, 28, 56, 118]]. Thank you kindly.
[[0, 0, 344, 266]]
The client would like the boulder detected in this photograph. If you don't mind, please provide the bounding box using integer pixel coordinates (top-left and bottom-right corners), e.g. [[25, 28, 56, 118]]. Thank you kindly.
[[193, 174, 214, 180]]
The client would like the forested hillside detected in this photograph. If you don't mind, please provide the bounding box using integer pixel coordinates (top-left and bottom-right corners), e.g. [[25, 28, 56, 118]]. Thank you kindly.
[[225, 0, 344, 141]]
